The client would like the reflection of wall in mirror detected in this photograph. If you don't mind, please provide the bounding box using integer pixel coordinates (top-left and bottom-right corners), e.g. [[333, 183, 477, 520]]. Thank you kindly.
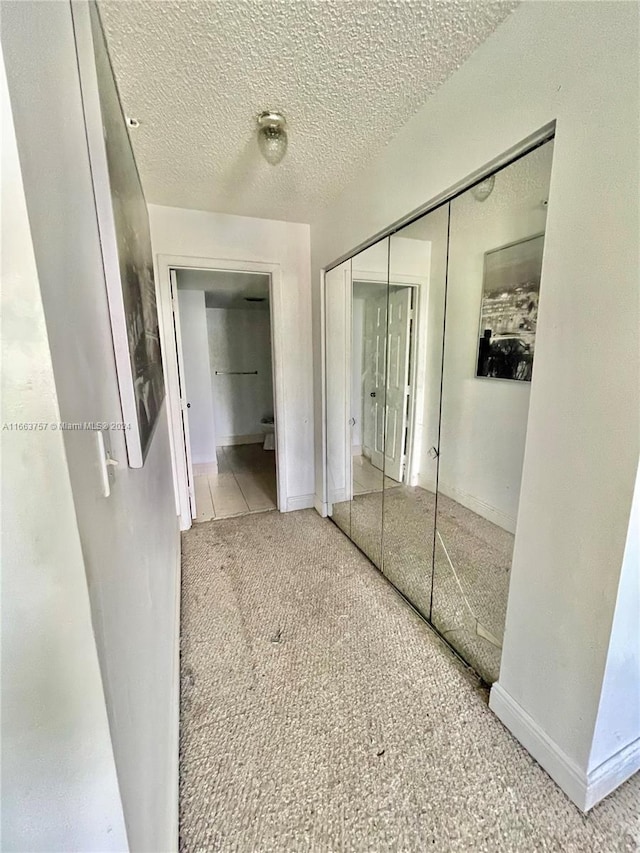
[[437, 142, 553, 533]]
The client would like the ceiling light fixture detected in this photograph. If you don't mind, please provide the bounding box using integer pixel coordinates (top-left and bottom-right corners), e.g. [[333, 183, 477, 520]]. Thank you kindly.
[[257, 111, 287, 166], [471, 175, 495, 202]]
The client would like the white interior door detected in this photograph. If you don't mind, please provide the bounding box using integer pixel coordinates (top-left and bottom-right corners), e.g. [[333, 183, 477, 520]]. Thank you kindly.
[[384, 286, 412, 482], [362, 292, 387, 471], [170, 269, 196, 519]]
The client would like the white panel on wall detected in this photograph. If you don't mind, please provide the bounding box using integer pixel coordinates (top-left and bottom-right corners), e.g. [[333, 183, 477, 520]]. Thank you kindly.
[[177, 288, 217, 463], [207, 307, 274, 443]]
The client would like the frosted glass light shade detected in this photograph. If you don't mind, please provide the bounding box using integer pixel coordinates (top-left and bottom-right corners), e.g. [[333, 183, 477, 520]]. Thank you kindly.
[[257, 112, 287, 165], [471, 174, 495, 202]]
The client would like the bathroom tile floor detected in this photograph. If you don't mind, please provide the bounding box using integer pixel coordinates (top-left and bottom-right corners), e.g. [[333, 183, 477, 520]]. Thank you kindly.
[[193, 444, 277, 522]]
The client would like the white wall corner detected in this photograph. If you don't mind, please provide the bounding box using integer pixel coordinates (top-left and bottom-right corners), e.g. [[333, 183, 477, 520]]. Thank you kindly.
[[314, 496, 328, 517], [489, 683, 640, 812], [583, 738, 640, 812], [489, 683, 591, 810]]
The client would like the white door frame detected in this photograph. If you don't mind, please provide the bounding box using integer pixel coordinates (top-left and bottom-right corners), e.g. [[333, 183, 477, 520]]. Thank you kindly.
[[156, 253, 287, 530], [169, 270, 197, 519], [324, 261, 353, 514]]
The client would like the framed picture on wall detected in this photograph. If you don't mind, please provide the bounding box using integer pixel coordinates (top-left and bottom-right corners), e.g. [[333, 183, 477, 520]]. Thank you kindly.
[[76, 3, 165, 466], [476, 233, 545, 382]]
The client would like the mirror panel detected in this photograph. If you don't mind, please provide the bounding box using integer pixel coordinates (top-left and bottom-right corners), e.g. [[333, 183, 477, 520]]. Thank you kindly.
[[324, 139, 554, 685], [349, 238, 390, 567], [325, 259, 352, 537], [432, 140, 554, 682], [381, 205, 450, 615]]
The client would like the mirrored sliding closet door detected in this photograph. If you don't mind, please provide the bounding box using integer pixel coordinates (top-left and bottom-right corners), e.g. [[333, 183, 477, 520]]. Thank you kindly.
[[325, 138, 554, 684], [348, 238, 390, 567], [431, 141, 554, 682], [380, 205, 450, 616]]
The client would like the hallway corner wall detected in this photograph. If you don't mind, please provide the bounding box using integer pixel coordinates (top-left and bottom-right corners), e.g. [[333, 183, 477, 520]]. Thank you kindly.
[[149, 204, 315, 510], [2, 2, 180, 849]]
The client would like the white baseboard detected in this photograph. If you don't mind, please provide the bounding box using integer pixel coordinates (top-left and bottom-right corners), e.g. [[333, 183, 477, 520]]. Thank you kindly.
[[219, 434, 263, 446], [438, 482, 516, 534], [314, 496, 328, 517], [352, 444, 363, 457], [286, 493, 315, 512], [490, 682, 640, 812], [584, 736, 640, 810]]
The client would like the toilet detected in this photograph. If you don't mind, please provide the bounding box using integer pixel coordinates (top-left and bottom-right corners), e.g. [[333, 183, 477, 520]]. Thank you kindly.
[[260, 416, 275, 451]]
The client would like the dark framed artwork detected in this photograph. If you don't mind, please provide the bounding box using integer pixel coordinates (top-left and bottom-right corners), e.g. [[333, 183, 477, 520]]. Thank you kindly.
[[476, 233, 545, 382], [75, 2, 165, 466]]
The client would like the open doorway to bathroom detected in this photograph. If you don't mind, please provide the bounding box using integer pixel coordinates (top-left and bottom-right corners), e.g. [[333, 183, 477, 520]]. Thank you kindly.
[[171, 267, 278, 523]]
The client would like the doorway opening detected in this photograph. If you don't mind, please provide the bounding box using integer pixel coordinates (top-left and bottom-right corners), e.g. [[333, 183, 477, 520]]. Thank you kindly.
[[170, 266, 281, 524]]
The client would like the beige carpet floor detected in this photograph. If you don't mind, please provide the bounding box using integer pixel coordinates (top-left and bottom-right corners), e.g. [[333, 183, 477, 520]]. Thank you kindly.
[[180, 509, 639, 852], [331, 485, 513, 683]]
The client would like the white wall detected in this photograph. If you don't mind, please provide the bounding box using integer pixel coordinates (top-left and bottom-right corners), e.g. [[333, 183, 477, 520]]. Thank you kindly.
[[2, 2, 180, 848], [207, 307, 274, 443], [1, 47, 128, 853], [311, 1, 639, 807], [589, 461, 640, 773], [177, 289, 217, 463], [149, 205, 314, 506]]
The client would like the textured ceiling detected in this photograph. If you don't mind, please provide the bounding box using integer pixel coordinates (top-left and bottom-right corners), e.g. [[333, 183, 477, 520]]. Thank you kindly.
[[98, 0, 517, 223]]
